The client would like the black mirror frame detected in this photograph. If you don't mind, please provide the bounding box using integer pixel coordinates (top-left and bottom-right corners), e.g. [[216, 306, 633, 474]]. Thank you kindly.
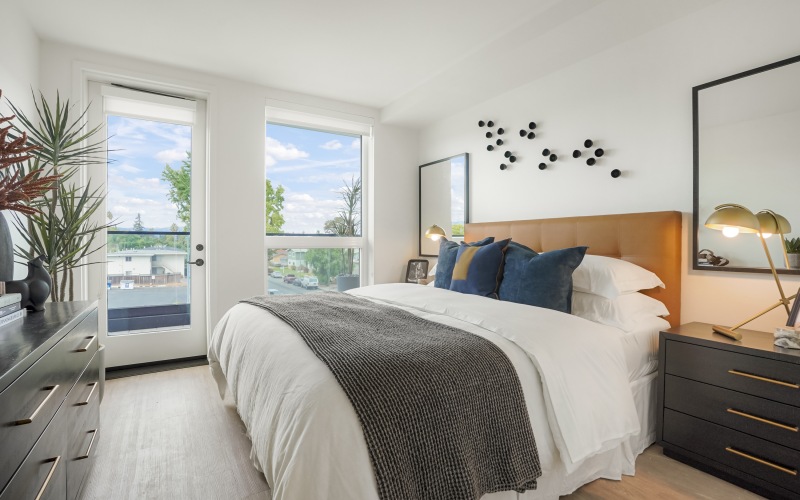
[[693, 54, 800, 275], [419, 153, 469, 257]]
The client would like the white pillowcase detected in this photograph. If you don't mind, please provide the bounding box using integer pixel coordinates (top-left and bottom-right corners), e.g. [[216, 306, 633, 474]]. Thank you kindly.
[[572, 291, 669, 332], [572, 255, 665, 299]]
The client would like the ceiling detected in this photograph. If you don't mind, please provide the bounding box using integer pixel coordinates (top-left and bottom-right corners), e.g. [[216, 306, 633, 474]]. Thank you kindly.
[[22, 0, 715, 127]]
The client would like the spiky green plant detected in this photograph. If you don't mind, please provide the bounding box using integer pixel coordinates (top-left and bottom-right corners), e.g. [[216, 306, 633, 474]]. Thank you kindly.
[[785, 237, 800, 254], [6, 90, 113, 301]]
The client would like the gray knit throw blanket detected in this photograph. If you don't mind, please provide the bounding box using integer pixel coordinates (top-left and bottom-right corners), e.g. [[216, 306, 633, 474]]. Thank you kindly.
[[242, 292, 541, 500]]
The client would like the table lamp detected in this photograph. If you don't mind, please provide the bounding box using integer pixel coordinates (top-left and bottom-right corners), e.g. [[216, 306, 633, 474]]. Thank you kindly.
[[704, 203, 796, 340], [425, 224, 447, 241]]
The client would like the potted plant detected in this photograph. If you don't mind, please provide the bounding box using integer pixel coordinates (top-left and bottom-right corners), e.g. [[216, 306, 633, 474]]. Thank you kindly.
[[0, 89, 60, 282], [6, 91, 114, 301], [785, 237, 800, 269], [325, 177, 361, 292]]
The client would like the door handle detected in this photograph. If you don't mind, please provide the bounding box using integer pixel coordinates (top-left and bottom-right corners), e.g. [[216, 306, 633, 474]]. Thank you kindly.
[[188, 259, 205, 266]]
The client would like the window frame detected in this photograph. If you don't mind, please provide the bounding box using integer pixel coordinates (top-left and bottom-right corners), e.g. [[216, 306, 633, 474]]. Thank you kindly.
[[264, 106, 372, 287]]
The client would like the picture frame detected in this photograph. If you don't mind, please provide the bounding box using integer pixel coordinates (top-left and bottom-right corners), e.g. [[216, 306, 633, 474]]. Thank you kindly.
[[787, 289, 800, 327], [406, 259, 429, 283]]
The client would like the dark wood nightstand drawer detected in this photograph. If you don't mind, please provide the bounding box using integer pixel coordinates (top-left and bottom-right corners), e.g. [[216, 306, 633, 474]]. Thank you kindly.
[[665, 374, 800, 451], [664, 409, 800, 495], [665, 340, 800, 407]]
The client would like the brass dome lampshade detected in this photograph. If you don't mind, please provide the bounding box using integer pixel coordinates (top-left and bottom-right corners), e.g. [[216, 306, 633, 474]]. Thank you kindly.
[[424, 224, 447, 241]]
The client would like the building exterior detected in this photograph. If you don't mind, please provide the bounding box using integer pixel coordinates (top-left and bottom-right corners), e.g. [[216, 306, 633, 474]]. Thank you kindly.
[[287, 249, 307, 268], [107, 248, 187, 277]]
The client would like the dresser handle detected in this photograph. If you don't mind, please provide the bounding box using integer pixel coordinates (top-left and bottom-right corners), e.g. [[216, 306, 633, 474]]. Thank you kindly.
[[728, 369, 799, 389], [15, 385, 59, 425], [76, 382, 98, 406], [34, 456, 61, 500], [77, 429, 98, 460], [76, 335, 97, 352], [725, 447, 797, 476], [727, 408, 799, 432]]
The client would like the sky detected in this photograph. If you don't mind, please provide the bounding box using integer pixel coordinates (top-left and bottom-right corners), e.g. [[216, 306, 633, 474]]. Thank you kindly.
[[266, 123, 362, 234], [107, 115, 189, 230]]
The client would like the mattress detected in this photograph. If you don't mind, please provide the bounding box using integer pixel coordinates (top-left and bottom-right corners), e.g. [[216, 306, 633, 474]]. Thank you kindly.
[[209, 284, 656, 499], [620, 316, 670, 381]]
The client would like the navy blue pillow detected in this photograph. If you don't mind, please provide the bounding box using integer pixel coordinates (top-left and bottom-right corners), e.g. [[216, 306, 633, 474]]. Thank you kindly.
[[449, 239, 511, 298], [434, 237, 494, 290], [498, 246, 588, 313]]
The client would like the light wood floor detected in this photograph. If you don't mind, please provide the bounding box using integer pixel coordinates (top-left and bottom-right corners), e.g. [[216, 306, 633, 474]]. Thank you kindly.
[[82, 366, 764, 500]]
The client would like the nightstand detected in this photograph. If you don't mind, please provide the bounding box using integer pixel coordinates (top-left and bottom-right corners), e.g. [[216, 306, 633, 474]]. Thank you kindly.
[[657, 322, 800, 499]]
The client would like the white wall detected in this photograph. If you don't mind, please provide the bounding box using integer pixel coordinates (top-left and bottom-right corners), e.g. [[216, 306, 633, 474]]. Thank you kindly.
[[0, 3, 40, 280], [38, 42, 418, 329], [416, 0, 800, 332]]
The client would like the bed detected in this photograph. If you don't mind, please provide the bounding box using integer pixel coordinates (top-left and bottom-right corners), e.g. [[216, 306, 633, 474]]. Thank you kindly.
[[209, 211, 682, 500]]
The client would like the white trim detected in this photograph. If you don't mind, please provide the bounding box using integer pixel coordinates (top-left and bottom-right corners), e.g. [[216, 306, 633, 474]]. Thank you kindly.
[[266, 103, 373, 137], [101, 85, 196, 125]]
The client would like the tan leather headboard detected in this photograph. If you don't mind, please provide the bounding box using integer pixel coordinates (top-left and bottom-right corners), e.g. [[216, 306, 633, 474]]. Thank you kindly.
[[465, 211, 682, 327]]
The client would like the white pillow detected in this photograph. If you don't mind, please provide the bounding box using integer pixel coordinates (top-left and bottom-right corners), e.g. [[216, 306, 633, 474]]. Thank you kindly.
[[572, 255, 664, 299], [572, 291, 669, 332]]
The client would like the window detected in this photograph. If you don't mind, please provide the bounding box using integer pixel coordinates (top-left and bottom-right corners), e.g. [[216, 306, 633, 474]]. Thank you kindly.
[[265, 107, 371, 295]]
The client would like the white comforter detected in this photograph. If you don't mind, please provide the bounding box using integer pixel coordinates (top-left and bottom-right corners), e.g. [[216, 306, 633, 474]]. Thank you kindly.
[[209, 284, 641, 499]]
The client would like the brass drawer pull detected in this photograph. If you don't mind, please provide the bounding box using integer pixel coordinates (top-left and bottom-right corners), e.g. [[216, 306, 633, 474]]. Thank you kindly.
[[34, 456, 61, 500], [727, 408, 799, 432], [728, 369, 799, 389], [15, 385, 60, 425], [726, 447, 797, 476], [77, 429, 98, 460], [75, 335, 97, 352], [77, 382, 97, 406]]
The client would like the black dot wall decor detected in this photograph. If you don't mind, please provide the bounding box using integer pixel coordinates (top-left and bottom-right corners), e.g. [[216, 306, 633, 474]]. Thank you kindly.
[[529, 122, 537, 130], [572, 150, 581, 158], [487, 121, 494, 127], [584, 139, 593, 148], [497, 128, 504, 135], [478, 120, 486, 127], [496, 139, 503, 146], [486, 131, 493, 138], [509, 155, 517, 163], [611, 169, 621, 178], [595, 148, 604, 157], [538, 163, 547, 170], [586, 158, 596, 166], [519, 129, 526, 137], [549, 153, 557, 162], [500, 163, 508, 170], [487, 145, 494, 151], [542, 148, 550, 156]]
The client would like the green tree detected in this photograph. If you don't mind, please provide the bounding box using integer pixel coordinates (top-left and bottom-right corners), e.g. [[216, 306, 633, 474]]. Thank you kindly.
[[133, 213, 144, 232], [170, 222, 179, 232], [162, 153, 191, 231], [451, 223, 464, 237], [306, 248, 343, 285], [266, 179, 285, 234]]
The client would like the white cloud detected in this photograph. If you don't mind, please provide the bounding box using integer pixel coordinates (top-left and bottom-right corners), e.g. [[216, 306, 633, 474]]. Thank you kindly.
[[155, 148, 188, 164], [320, 140, 343, 150], [350, 139, 360, 150], [265, 137, 309, 167], [270, 157, 359, 174], [115, 163, 142, 174]]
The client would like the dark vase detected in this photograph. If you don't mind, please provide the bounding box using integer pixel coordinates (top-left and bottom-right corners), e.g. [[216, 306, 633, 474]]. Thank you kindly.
[[0, 213, 14, 282], [6, 256, 51, 312], [336, 275, 360, 292]]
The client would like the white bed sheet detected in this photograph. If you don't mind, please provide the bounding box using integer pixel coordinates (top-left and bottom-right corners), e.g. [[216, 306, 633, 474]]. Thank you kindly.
[[620, 316, 670, 381], [209, 284, 653, 499]]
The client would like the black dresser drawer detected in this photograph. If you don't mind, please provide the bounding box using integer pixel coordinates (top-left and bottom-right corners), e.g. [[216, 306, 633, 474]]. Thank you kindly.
[[66, 353, 100, 500], [0, 403, 68, 500], [0, 310, 98, 490], [664, 409, 800, 495], [665, 374, 800, 451], [665, 340, 800, 408]]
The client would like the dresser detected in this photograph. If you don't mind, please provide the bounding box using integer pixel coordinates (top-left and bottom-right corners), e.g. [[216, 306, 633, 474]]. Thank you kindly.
[[0, 301, 99, 500], [657, 322, 800, 499]]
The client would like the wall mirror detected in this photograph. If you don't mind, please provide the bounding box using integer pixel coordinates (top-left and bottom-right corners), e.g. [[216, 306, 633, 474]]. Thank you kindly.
[[419, 153, 469, 257], [694, 55, 800, 274]]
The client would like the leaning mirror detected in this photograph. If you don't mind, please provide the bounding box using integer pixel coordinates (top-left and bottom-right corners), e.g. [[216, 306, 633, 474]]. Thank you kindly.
[[419, 153, 469, 257], [694, 55, 800, 274]]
